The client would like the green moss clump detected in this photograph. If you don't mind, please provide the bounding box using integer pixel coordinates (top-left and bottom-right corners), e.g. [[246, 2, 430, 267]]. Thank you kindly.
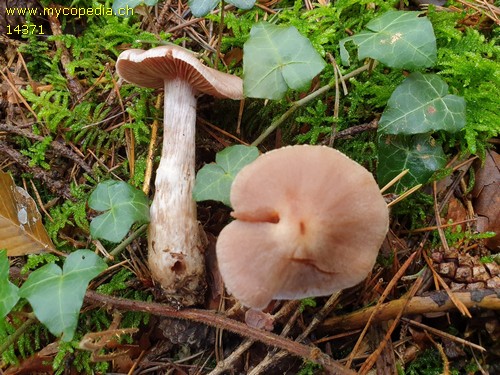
[[429, 8, 500, 156]]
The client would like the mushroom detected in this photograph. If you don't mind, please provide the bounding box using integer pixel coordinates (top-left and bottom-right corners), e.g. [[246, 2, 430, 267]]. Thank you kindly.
[[116, 45, 243, 305], [216, 145, 389, 310]]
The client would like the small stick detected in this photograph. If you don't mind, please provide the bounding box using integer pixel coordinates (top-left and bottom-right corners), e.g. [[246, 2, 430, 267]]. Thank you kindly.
[[251, 63, 373, 147], [401, 318, 486, 352], [399, 218, 476, 234], [0, 315, 37, 356], [108, 224, 148, 261], [198, 117, 249, 145], [29, 179, 53, 221]]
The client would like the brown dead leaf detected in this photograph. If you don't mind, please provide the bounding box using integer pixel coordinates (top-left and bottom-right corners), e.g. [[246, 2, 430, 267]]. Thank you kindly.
[[4, 342, 58, 375], [472, 150, 500, 251], [446, 197, 468, 225], [3, 354, 54, 375], [0, 171, 55, 255], [223, 47, 243, 67]]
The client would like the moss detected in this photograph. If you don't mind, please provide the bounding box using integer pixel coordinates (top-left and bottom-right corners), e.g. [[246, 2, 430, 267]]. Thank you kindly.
[[429, 8, 500, 156]]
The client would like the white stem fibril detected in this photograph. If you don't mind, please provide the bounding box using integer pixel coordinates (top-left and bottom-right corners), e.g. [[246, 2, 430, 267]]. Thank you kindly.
[[148, 78, 205, 305]]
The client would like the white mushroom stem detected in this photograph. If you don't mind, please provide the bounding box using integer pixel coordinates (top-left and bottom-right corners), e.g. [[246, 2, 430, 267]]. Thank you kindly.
[[148, 78, 205, 305]]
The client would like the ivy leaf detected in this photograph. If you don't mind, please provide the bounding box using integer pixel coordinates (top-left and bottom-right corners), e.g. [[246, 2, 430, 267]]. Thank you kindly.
[[378, 72, 466, 135], [340, 11, 436, 69], [377, 134, 447, 192], [188, 0, 219, 17], [189, 0, 255, 17], [19, 250, 107, 341], [193, 145, 259, 206], [228, 0, 255, 10], [88, 180, 150, 243], [243, 22, 326, 100], [0, 250, 19, 319]]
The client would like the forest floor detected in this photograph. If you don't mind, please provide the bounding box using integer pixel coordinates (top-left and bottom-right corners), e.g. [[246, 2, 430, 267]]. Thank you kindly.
[[0, 0, 499, 374]]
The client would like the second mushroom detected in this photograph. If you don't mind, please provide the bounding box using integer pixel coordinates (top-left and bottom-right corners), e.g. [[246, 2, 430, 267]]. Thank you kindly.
[[216, 145, 390, 310], [116, 45, 243, 305]]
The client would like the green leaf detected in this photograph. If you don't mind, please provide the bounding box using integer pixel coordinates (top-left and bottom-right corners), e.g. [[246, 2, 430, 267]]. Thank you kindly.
[[377, 134, 447, 192], [340, 11, 436, 69], [188, 0, 255, 17], [243, 22, 326, 100], [228, 0, 255, 10], [88, 180, 150, 243], [19, 250, 107, 341], [188, 0, 219, 17], [112, 0, 143, 17], [193, 145, 259, 206], [0, 250, 19, 319], [378, 72, 466, 135]]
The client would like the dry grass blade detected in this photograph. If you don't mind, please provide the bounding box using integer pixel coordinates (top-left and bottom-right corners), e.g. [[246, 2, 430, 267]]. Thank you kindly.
[[425, 331, 450, 375], [358, 272, 424, 374], [455, 0, 500, 24], [142, 94, 163, 195], [345, 251, 418, 368], [0, 69, 38, 119], [433, 181, 451, 253], [387, 184, 423, 207], [400, 218, 476, 234], [422, 251, 472, 318], [379, 169, 409, 194]]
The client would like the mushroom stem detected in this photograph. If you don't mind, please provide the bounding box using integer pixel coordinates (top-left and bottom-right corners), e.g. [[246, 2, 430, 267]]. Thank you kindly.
[[148, 78, 205, 305]]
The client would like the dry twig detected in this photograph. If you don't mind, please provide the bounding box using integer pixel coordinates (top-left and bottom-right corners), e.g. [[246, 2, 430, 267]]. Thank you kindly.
[[320, 289, 500, 332], [85, 291, 355, 374]]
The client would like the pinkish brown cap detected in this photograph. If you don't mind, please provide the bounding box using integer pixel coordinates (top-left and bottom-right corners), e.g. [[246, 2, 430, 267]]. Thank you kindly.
[[116, 45, 243, 99], [216, 145, 389, 309]]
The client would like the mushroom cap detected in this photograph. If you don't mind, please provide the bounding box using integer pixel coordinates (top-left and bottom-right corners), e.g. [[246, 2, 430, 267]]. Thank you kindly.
[[216, 145, 389, 309], [116, 45, 243, 99]]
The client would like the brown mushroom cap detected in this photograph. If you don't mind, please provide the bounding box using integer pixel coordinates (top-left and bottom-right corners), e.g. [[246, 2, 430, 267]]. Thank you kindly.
[[116, 45, 243, 99], [216, 145, 389, 309]]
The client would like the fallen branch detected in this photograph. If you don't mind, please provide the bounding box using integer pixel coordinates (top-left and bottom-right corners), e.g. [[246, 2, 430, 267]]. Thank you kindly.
[[320, 289, 500, 332], [0, 122, 93, 175], [84, 291, 355, 374], [0, 140, 72, 199]]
